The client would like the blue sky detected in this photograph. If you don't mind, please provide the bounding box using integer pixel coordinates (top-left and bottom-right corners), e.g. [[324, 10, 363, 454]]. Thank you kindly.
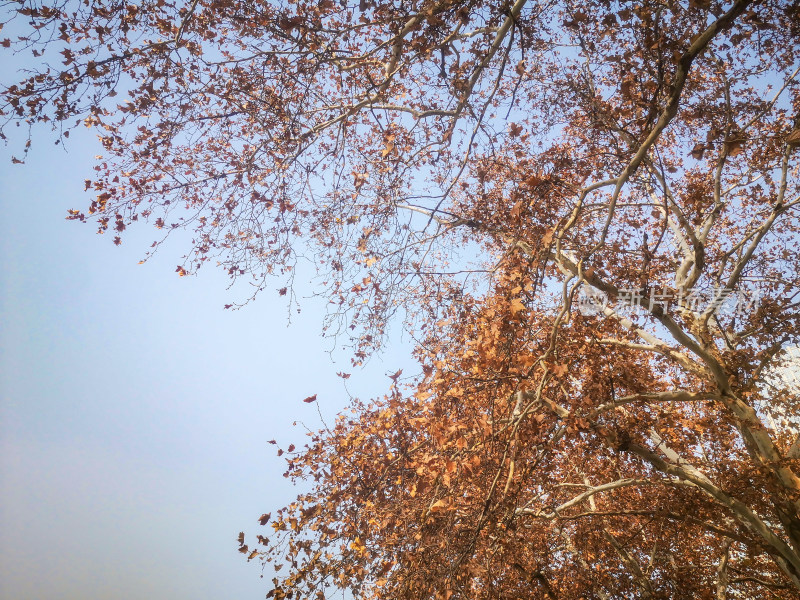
[[0, 126, 412, 599]]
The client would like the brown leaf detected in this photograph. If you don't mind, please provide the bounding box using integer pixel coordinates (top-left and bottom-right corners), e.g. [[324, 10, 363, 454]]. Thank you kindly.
[[724, 131, 747, 156], [690, 142, 708, 160]]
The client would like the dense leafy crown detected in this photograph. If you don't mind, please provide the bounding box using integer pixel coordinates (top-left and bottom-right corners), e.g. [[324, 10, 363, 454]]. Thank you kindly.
[[4, 0, 800, 597]]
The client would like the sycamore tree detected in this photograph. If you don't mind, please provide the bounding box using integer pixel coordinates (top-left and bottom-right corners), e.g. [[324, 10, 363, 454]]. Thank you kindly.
[[4, 0, 800, 596]]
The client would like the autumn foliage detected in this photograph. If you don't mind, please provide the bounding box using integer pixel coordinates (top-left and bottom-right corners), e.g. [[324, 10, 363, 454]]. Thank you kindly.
[[4, 0, 800, 596]]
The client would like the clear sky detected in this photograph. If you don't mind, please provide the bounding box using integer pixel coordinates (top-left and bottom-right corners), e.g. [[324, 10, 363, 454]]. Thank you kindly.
[[0, 125, 412, 598]]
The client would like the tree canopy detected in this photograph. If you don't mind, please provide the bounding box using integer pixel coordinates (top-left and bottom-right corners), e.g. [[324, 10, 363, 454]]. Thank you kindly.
[[4, 0, 800, 597]]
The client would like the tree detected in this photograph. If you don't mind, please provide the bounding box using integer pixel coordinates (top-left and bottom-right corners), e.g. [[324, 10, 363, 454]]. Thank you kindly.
[[4, 0, 800, 596]]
